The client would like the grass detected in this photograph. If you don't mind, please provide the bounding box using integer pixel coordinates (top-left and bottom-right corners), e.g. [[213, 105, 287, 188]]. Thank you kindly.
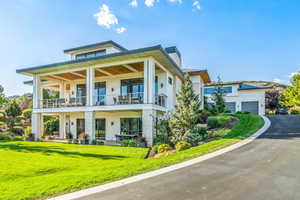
[[0, 114, 264, 200]]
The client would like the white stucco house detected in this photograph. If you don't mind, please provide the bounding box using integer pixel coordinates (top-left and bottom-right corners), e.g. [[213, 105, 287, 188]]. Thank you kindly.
[[204, 81, 272, 115], [17, 41, 210, 146]]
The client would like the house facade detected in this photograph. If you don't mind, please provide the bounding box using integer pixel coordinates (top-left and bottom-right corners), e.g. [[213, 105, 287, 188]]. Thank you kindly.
[[204, 82, 274, 115], [17, 41, 210, 146]]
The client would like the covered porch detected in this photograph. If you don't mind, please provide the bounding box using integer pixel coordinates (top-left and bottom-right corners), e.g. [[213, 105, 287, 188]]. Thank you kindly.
[[36, 109, 157, 146]]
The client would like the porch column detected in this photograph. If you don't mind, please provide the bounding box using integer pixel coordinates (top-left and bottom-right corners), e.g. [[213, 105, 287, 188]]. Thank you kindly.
[[86, 67, 95, 106], [33, 75, 41, 109], [59, 81, 65, 99], [142, 109, 156, 147], [32, 113, 42, 140], [85, 111, 95, 143], [143, 59, 155, 104], [59, 113, 66, 138]]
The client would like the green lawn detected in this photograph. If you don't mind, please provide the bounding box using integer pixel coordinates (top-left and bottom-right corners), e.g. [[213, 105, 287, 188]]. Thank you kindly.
[[0, 114, 264, 200]]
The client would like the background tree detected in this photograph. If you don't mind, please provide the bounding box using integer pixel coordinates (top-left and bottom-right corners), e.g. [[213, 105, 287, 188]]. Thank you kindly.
[[281, 72, 300, 108], [3, 101, 22, 134], [0, 85, 7, 108], [169, 73, 202, 145], [265, 90, 281, 110], [211, 76, 225, 114]]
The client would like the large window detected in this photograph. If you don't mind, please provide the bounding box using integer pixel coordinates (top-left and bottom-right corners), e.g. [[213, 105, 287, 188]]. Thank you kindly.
[[76, 84, 86, 105], [121, 78, 144, 99], [120, 118, 142, 136], [75, 50, 106, 60], [95, 119, 106, 140], [95, 82, 106, 105], [204, 87, 232, 95]]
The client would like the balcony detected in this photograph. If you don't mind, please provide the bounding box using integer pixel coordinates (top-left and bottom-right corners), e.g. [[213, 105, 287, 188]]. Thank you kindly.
[[40, 93, 167, 109]]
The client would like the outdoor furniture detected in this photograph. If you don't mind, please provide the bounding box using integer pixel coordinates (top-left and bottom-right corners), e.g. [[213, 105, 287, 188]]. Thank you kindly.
[[57, 98, 66, 107], [118, 95, 129, 104]]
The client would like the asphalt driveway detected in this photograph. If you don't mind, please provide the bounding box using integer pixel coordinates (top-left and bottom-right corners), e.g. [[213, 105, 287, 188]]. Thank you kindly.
[[76, 115, 300, 200]]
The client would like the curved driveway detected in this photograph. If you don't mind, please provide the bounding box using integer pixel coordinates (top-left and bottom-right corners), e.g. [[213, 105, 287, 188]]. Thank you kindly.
[[77, 115, 300, 200]]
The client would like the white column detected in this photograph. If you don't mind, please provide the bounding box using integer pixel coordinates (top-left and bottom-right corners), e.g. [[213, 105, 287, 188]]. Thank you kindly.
[[85, 111, 95, 143], [59, 81, 65, 99], [142, 109, 156, 147], [86, 67, 95, 106], [32, 113, 42, 140], [143, 59, 155, 104], [33, 75, 41, 109], [59, 113, 66, 138]]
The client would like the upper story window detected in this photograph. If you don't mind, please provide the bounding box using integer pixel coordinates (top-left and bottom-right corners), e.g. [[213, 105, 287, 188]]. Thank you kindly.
[[204, 86, 233, 95], [75, 49, 106, 60]]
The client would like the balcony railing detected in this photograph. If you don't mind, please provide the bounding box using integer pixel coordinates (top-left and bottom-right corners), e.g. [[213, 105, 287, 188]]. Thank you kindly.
[[40, 97, 86, 108], [40, 93, 167, 109], [93, 93, 144, 106]]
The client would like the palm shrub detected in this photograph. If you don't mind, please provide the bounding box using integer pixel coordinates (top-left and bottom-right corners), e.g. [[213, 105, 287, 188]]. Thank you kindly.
[[169, 73, 202, 145]]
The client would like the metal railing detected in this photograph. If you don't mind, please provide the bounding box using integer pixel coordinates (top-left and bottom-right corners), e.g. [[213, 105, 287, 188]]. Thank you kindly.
[[93, 93, 144, 106], [40, 93, 167, 108], [40, 97, 86, 108]]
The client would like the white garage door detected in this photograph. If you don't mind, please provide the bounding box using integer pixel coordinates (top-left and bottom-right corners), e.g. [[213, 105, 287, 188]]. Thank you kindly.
[[242, 101, 259, 115], [225, 102, 236, 113]]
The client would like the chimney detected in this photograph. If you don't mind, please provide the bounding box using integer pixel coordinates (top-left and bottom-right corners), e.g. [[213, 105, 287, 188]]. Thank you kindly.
[[165, 46, 182, 67]]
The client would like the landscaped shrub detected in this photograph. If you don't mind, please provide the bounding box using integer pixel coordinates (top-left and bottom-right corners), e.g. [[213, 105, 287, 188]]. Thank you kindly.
[[207, 115, 232, 129], [121, 139, 138, 147], [152, 144, 159, 153], [175, 141, 191, 151], [290, 108, 300, 115], [0, 134, 11, 141], [207, 117, 220, 129], [24, 127, 32, 137], [206, 128, 231, 139], [198, 111, 209, 124], [184, 127, 207, 146], [157, 144, 172, 153], [11, 136, 24, 141]]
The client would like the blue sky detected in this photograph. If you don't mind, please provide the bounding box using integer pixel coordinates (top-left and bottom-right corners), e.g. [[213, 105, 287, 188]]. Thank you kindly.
[[0, 0, 299, 96]]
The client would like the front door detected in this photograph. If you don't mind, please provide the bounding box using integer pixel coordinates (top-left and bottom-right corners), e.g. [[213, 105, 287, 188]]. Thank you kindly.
[[76, 119, 85, 137]]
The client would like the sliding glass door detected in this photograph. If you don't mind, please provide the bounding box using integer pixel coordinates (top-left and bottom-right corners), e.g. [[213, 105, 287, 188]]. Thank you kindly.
[[120, 118, 142, 136], [95, 119, 106, 140], [94, 82, 106, 105]]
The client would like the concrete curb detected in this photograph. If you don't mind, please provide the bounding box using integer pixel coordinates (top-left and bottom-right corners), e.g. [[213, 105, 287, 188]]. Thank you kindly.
[[49, 116, 271, 200]]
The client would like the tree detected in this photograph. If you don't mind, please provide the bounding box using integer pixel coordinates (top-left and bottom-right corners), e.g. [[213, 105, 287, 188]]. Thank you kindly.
[[211, 76, 225, 114], [0, 85, 7, 108], [265, 90, 281, 110], [169, 73, 202, 145], [281, 72, 300, 108], [4, 100, 22, 132]]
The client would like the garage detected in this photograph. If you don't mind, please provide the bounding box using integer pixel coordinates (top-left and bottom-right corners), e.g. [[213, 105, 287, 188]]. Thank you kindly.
[[225, 102, 236, 113], [241, 101, 259, 115]]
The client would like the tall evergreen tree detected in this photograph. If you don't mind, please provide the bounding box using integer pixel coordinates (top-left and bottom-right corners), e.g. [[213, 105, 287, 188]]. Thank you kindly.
[[211, 76, 225, 114], [169, 73, 202, 144]]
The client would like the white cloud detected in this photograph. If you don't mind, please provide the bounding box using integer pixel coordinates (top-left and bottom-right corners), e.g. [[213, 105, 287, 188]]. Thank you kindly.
[[116, 27, 127, 34], [288, 72, 300, 78], [193, 1, 201, 10], [94, 4, 118, 29], [167, 0, 182, 4], [273, 78, 284, 84], [145, 0, 156, 7], [129, 0, 138, 7]]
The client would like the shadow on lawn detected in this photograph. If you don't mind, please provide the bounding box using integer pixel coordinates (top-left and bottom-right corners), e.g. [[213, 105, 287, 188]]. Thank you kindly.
[[0, 143, 127, 160]]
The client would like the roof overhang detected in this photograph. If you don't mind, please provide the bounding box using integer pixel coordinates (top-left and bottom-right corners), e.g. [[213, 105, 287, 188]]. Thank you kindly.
[[184, 69, 211, 84], [63, 40, 127, 54], [16, 45, 184, 79]]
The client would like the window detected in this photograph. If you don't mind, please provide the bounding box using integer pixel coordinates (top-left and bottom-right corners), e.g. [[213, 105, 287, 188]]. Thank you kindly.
[[95, 119, 106, 140], [76, 84, 86, 105], [120, 118, 142, 136], [204, 87, 232, 95], [75, 49, 106, 60], [168, 77, 173, 85], [121, 78, 144, 98], [94, 82, 106, 105]]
